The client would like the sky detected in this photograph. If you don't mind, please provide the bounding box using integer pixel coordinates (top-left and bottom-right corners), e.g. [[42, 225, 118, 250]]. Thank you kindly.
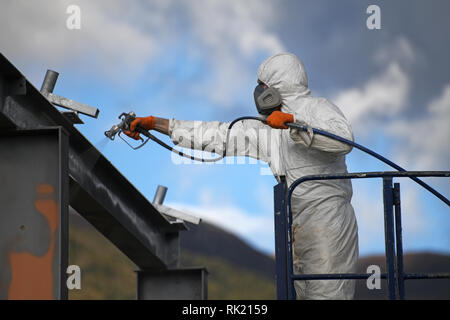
[[1, 0, 449, 257]]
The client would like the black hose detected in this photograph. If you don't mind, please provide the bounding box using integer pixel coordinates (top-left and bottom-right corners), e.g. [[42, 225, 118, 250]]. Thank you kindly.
[[286, 123, 450, 206], [137, 117, 449, 206]]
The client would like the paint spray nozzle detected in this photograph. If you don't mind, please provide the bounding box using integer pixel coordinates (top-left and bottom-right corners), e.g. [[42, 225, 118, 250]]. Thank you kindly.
[[104, 111, 150, 149], [104, 111, 136, 140]]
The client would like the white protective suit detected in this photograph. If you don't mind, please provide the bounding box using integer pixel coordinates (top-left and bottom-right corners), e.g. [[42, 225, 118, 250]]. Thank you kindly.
[[169, 53, 359, 299]]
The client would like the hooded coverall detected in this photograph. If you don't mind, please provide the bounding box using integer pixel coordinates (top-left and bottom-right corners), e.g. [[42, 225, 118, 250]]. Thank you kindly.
[[169, 53, 359, 299]]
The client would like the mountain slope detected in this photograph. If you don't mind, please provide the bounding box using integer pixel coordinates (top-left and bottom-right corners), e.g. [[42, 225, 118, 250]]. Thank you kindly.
[[180, 250, 275, 299], [180, 222, 275, 279], [355, 253, 450, 299], [68, 211, 275, 299], [69, 210, 450, 300]]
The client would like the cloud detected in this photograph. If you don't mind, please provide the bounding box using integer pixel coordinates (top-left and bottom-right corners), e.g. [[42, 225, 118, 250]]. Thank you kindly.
[[0, 0, 284, 107], [332, 36, 449, 171], [333, 62, 410, 131], [0, 0, 156, 86], [187, 0, 284, 57], [386, 84, 450, 170], [429, 84, 450, 114], [332, 37, 416, 134], [374, 36, 416, 67], [168, 201, 274, 254], [332, 36, 448, 254], [184, 0, 285, 106]]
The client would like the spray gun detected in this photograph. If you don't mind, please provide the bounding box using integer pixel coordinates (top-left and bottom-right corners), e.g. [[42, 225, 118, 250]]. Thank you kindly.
[[104, 111, 151, 149], [104, 111, 256, 162], [104, 111, 189, 153]]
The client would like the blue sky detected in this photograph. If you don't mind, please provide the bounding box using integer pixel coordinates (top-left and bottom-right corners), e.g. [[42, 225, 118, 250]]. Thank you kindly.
[[1, 0, 449, 257]]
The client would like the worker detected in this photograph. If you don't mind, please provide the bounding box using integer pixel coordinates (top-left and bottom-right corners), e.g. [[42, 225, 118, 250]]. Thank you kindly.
[[125, 53, 359, 299]]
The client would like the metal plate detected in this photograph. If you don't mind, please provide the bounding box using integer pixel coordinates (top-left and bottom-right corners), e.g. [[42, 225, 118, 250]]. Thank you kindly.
[[0, 128, 68, 299]]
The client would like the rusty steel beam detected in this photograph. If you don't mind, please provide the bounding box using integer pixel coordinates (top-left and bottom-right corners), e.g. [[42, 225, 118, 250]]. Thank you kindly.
[[0, 128, 69, 300]]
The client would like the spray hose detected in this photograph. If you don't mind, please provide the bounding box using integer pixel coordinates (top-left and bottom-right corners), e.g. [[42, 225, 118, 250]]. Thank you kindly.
[[287, 122, 449, 206], [107, 114, 449, 206], [145, 116, 449, 206]]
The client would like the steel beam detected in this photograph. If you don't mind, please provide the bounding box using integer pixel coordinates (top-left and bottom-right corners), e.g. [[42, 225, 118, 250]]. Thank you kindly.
[[0, 53, 183, 270], [0, 128, 68, 300], [136, 268, 208, 300]]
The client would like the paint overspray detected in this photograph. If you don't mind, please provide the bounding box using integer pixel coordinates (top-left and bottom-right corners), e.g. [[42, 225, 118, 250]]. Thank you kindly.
[[80, 136, 110, 170]]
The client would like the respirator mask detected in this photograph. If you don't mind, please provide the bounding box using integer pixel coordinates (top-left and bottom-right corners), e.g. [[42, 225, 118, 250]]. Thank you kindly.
[[253, 81, 282, 116]]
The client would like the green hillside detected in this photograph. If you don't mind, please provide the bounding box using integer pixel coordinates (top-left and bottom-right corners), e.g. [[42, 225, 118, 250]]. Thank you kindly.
[[180, 250, 275, 299], [68, 218, 136, 300], [68, 213, 275, 300], [69, 211, 450, 300]]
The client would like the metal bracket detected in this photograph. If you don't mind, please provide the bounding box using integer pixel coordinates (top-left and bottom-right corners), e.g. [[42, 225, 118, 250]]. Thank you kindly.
[[40, 69, 99, 121], [152, 185, 201, 225]]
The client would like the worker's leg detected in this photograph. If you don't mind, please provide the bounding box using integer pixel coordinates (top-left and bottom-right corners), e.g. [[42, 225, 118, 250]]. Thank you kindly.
[[292, 198, 359, 300]]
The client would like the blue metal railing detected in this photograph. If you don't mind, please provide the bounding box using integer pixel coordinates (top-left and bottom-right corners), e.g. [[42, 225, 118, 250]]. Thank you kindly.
[[274, 171, 450, 300]]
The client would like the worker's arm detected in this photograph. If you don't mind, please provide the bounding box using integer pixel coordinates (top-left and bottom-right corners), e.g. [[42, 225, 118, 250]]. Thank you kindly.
[[153, 117, 169, 135], [168, 118, 271, 161], [125, 116, 271, 161]]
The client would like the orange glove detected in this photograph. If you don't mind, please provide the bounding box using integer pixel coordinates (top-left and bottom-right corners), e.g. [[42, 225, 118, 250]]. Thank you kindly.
[[124, 116, 155, 140], [266, 110, 294, 129]]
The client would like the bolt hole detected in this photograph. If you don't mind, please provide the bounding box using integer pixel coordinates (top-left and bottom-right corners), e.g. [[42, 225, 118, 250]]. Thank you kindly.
[[19, 225, 25, 231]]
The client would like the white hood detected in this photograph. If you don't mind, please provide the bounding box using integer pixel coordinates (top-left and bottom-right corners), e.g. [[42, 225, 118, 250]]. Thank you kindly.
[[257, 52, 311, 113]]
